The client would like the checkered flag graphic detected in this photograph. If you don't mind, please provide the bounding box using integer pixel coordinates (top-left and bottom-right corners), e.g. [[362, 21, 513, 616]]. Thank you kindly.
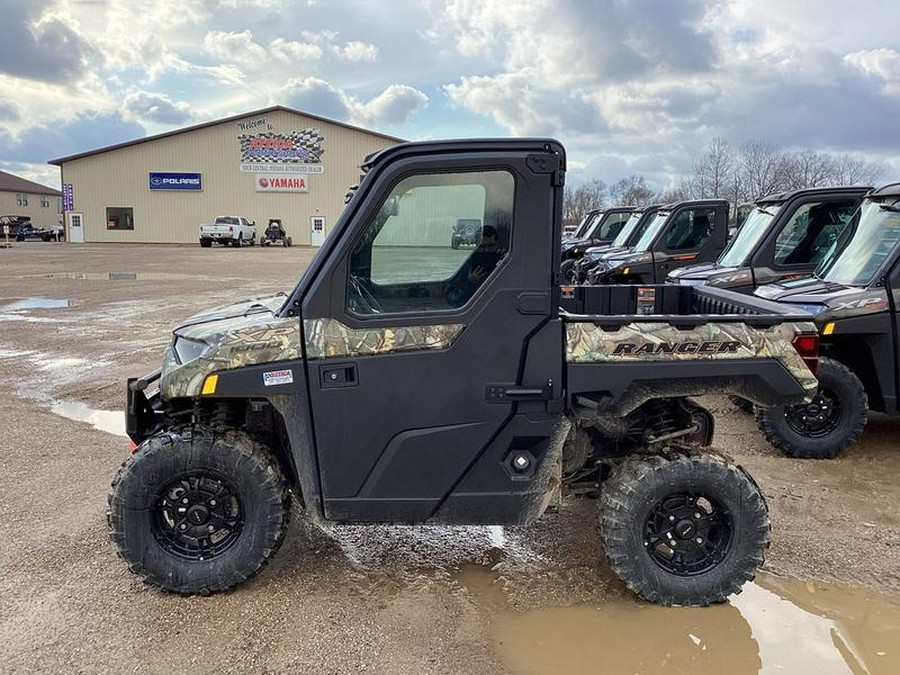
[[239, 127, 325, 164]]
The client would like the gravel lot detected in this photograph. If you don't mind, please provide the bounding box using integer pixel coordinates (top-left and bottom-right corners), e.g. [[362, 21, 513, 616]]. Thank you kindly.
[[1, 243, 898, 674]]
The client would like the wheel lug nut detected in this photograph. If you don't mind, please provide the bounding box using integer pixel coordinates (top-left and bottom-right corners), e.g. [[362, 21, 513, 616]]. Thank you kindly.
[[180, 524, 187, 530], [696, 537, 703, 544], [694, 513, 701, 519], [182, 498, 189, 505], [669, 515, 675, 521], [208, 525, 215, 532], [209, 499, 216, 507]]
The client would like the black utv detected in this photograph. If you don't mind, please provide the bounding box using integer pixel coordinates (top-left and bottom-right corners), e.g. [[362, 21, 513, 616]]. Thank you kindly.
[[572, 205, 664, 283], [754, 182, 900, 458], [109, 138, 820, 608], [668, 187, 868, 292], [586, 199, 730, 284], [559, 206, 634, 280]]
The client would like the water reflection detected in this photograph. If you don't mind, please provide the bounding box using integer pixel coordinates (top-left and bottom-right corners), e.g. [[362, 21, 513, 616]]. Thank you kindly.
[[455, 566, 899, 675]]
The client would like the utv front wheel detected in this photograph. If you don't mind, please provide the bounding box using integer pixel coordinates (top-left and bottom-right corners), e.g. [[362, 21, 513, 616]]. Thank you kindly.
[[756, 357, 867, 459], [560, 258, 578, 283], [599, 451, 768, 606], [108, 429, 291, 594]]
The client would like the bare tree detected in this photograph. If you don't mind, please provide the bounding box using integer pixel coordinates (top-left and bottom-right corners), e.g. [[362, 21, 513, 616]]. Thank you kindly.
[[829, 155, 885, 186], [690, 137, 735, 199], [610, 175, 655, 206], [737, 139, 786, 201], [781, 150, 836, 188], [564, 179, 607, 226]]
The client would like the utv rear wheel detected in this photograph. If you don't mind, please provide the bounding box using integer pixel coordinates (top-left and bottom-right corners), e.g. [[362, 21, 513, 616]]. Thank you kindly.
[[756, 357, 867, 459], [599, 451, 768, 606], [108, 428, 291, 594]]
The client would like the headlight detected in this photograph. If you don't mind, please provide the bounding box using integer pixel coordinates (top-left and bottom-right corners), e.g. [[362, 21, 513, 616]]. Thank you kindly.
[[674, 278, 708, 287], [787, 303, 828, 315], [173, 336, 211, 364]]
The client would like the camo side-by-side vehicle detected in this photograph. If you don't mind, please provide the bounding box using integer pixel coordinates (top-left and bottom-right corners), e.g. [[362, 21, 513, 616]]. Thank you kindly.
[[753, 182, 900, 459], [110, 139, 819, 607]]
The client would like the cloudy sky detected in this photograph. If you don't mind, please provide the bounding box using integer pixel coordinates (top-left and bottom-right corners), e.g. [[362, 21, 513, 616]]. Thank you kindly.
[[2, 0, 899, 190]]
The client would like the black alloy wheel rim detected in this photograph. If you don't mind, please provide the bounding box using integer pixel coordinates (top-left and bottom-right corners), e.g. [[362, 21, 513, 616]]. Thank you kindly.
[[784, 389, 843, 437], [151, 473, 245, 561], [643, 492, 733, 576]]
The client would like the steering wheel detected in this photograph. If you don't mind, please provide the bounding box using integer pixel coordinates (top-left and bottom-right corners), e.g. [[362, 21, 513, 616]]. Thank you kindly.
[[348, 275, 383, 314]]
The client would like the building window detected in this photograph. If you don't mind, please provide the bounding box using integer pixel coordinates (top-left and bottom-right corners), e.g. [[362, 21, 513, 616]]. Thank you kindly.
[[16, 193, 27, 207], [41, 196, 50, 208], [106, 207, 135, 230]]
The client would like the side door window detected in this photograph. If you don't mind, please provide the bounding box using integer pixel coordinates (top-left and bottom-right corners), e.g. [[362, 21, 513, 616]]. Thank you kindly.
[[600, 211, 632, 240], [347, 170, 514, 315], [664, 208, 716, 251], [774, 200, 857, 267]]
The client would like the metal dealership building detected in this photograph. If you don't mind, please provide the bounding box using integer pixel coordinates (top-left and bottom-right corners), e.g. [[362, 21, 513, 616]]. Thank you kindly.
[[49, 106, 403, 245]]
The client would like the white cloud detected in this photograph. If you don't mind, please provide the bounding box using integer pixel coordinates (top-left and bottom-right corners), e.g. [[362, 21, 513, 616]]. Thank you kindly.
[[335, 40, 379, 62], [122, 91, 194, 125], [355, 85, 427, 125], [845, 49, 900, 94], [270, 38, 324, 61], [203, 30, 268, 64], [277, 77, 427, 127], [278, 77, 352, 121]]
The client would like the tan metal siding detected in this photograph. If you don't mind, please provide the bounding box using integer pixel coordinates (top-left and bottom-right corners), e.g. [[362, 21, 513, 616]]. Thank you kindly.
[[0, 191, 61, 229], [60, 110, 398, 244]]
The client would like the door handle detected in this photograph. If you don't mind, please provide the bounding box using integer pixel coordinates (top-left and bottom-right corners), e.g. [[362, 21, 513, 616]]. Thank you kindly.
[[320, 363, 358, 389], [485, 383, 552, 402]]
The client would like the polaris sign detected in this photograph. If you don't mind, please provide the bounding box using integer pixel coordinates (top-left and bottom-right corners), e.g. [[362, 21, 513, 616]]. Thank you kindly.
[[149, 172, 203, 191]]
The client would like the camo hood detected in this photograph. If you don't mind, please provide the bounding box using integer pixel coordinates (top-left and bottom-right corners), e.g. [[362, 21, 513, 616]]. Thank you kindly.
[[160, 295, 301, 399]]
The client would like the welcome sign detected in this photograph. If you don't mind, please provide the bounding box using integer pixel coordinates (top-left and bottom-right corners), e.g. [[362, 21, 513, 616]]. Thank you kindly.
[[238, 127, 325, 175]]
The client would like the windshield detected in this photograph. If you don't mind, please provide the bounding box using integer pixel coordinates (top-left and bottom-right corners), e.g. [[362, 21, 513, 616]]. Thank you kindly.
[[718, 205, 780, 267], [611, 212, 642, 247], [818, 198, 900, 285], [633, 212, 669, 252], [572, 212, 598, 239]]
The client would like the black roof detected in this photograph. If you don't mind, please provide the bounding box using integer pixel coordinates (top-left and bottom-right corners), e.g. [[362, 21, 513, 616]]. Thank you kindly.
[[870, 182, 900, 199], [758, 185, 874, 203], [50, 105, 406, 165]]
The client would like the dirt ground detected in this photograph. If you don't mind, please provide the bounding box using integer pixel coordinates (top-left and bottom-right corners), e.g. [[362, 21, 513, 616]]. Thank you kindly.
[[1, 243, 898, 674]]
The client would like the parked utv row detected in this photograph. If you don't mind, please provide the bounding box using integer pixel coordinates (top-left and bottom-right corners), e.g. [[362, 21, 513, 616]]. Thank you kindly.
[[567, 183, 900, 460]]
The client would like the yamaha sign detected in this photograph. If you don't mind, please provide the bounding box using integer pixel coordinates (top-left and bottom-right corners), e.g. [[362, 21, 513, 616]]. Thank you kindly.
[[149, 172, 202, 191]]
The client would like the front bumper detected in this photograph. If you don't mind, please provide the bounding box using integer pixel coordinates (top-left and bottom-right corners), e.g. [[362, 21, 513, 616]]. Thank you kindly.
[[126, 368, 162, 444]]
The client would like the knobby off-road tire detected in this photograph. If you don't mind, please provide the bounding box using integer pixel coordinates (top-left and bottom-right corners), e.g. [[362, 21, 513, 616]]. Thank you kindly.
[[756, 357, 867, 459], [599, 450, 769, 607], [108, 428, 291, 594]]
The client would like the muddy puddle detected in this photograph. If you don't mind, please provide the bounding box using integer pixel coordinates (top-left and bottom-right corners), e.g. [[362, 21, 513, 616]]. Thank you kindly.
[[454, 565, 899, 675], [1, 297, 70, 311], [50, 401, 127, 437], [28, 272, 222, 281]]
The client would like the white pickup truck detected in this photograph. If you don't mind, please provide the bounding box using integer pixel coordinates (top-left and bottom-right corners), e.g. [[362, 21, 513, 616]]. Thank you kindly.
[[199, 216, 257, 248]]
